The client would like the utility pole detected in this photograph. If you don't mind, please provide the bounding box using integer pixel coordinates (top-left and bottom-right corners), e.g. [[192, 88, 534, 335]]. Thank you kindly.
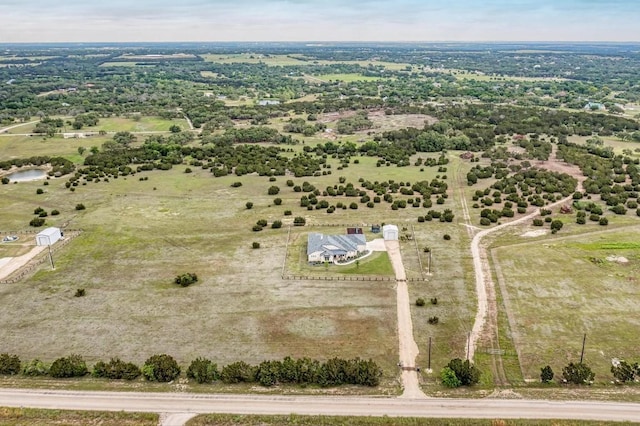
[[580, 333, 587, 363], [427, 337, 432, 371], [466, 332, 471, 361], [47, 235, 55, 270]]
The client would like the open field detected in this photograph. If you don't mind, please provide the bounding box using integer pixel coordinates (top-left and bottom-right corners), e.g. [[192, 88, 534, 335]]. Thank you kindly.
[[202, 54, 308, 66], [424, 68, 568, 82], [89, 116, 187, 133], [0, 407, 158, 426], [490, 225, 640, 382], [0, 134, 110, 161], [99, 61, 150, 67]]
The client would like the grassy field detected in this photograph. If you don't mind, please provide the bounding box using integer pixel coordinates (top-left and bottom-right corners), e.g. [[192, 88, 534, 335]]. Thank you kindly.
[[89, 116, 187, 132], [0, 407, 158, 426], [0, 134, 108, 161], [188, 414, 625, 426], [2, 152, 458, 376], [202, 53, 308, 66], [490, 225, 640, 382]]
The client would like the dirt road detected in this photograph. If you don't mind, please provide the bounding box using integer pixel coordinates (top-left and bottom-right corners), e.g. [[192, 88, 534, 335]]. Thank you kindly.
[[385, 240, 426, 399], [466, 194, 575, 361], [0, 245, 46, 281], [1, 388, 640, 422]]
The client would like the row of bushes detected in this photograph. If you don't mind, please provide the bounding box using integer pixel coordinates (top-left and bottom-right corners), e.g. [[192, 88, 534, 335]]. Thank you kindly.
[[0, 353, 382, 388]]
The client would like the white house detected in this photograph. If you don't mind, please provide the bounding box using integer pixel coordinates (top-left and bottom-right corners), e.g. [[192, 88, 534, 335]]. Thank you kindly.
[[36, 227, 62, 246], [382, 224, 399, 241], [307, 233, 366, 263]]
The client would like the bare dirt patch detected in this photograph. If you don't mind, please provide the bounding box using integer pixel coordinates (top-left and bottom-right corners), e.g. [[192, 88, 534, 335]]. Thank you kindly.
[[520, 229, 548, 238], [606, 255, 629, 264]]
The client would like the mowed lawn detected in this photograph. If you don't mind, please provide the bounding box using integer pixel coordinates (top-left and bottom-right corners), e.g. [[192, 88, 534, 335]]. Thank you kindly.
[[492, 226, 640, 382], [0, 151, 460, 374]]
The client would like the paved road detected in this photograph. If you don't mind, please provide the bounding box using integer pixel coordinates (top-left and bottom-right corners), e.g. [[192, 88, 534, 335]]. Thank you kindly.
[[1, 389, 640, 422]]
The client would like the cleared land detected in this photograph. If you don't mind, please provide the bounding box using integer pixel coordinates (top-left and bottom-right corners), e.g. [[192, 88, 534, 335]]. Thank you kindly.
[[490, 225, 640, 382], [0, 131, 472, 391]]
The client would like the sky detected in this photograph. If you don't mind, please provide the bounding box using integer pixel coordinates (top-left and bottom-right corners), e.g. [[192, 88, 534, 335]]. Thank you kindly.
[[0, 0, 638, 43]]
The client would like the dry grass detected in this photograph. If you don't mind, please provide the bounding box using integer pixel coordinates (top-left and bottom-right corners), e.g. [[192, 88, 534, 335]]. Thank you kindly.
[[0, 407, 158, 426]]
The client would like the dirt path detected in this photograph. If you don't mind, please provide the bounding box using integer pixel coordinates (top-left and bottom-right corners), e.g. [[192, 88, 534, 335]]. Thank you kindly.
[[385, 240, 427, 399], [466, 194, 576, 362], [0, 245, 46, 281], [0, 120, 39, 134]]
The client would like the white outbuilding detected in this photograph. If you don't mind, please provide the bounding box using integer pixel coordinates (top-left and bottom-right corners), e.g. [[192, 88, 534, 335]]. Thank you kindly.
[[382, 224, 399, 241], [36, 227, 62, 246]]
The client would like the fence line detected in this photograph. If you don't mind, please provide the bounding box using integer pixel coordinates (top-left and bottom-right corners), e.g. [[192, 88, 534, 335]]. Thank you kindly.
[[281, 275, 426, 283], [411, 224, 426, 280]]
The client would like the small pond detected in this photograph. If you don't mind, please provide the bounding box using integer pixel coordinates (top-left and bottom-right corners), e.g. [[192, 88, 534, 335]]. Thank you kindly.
[[7, 168, 47, 182]]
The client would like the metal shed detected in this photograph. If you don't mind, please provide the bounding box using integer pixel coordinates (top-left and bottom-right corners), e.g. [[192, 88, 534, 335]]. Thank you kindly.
[[36, 227, 62, 246], [382, 224, 399, 241]]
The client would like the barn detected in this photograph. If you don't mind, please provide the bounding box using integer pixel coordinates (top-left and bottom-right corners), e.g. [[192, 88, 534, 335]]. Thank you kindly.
[[36, 227, 62, 246], [382, 224, 399, 241]]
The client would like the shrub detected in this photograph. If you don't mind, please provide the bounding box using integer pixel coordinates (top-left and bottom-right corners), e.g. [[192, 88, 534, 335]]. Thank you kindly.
[[562, 362, 594, 384], [440, 367, 462, 388], [74, 288, 86, 297], [29, 218, 45, 227], [293, 216, 306, 226], [252, 225, 263, 232], [49, 354, 88, 378], [480, 217, 491, 226], [443, 234, 451, 240], [0, 353, 21, 375], [142, 354, 181, 382], [252, 242, 260, 249], [245, 202, 253, 209], [51, 209, 60, 216], [349, 202, 358, 209], [541, 365, 554, 383], [611, 204, 627, 215], [184, 167, 192, 173], [34, 207, 45, 215], [36, 188, 44, 194], [532, 218, 544, 226], [550, 220, 563, 232], [611, 360, 636, 383], [428, 316, 439, 324], [231, 182, 242, 187], [75, 203, 86, 211], [256, 219, 268, 227], [267, 186, 280, 195], [174, 273, 198, 287], [430, 297, 438, 305], [273, 198, 282, 205], [187, 357, 219, 384], [271, 220, 283, 229], [1, 177, 9, 185], [576, 216, 586, 225], [92, 358, 141, 380], [446, 358, 481, 386], [284, 210, 292, 216], [22, 359, 48, 376], [220, 361, 256, 384], [415, 298, 425, 307], [599, 217, 609, 226]]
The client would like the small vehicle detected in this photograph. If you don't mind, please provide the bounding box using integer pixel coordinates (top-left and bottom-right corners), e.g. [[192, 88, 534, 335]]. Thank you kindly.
[[2, 235, 19, 243]]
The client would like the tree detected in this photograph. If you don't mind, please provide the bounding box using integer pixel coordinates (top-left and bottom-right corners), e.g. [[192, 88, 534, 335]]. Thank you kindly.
[[187, 357, 219, 384], [92, 358, 141, 380], [29, 218, 45, 227], [550, 220, 563, 233], [169, 125, 182, 133], [268, 185, 280, 195], [0, 353, 21, 375], [271, 220, 283, 229], [112, 131, 136, 146], [77, 146, 86, 156], [142, 354, 181, 382], [562, 362, 594, 384], [540, 365, 554, 383], [446, 358, 481, 386], [611, 360, 635, 383], [440, 367, 462, 388], [220, 361, 256, 384], [49, 354, 88, 378], [293, 216, 306, 226]]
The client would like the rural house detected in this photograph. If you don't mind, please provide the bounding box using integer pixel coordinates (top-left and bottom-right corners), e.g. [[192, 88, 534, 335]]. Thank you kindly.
[[307, 232, 366, 263]]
